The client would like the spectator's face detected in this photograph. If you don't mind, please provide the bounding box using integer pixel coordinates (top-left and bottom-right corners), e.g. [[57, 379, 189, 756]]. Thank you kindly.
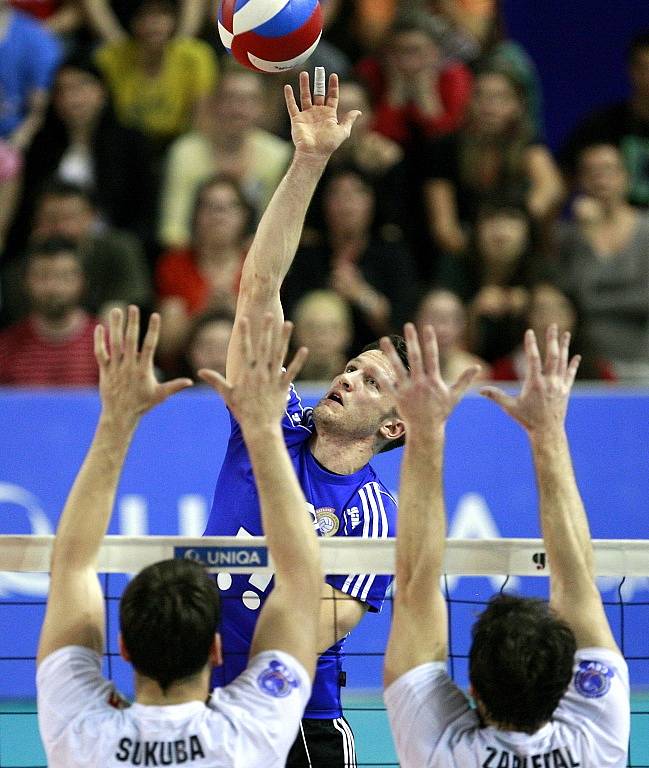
[[476, 212, 529, 267], [214, 73, 263, 133], [630, 48, 649, 101], [528, 285, 576, 339], [187, 319, 233, 378], [577, 145, 628, 202], [132, 6, 176, 48], [471, 73, 523, 135], [294, 302, 351, 359], [26, 254, 84, 320], [324, 173, 374, 236], [416, 291, 466, 352], [389, 30, 439, 76], [33, 195, 94, 242], [55, 69, 106, 129], [194, 183, 248, 246]]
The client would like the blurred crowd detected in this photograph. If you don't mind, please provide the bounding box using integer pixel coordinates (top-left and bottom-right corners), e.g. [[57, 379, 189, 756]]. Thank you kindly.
[[0, 0, 647, 386]]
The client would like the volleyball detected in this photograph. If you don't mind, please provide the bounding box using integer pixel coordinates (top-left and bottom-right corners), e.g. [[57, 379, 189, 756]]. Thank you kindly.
[[218, 0, 323, 73]]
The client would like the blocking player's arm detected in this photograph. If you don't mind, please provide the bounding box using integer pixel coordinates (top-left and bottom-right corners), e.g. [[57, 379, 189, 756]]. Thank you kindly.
[[481, 325, 619, 653], [226, 70, 360, 384], [201, 316, 322, 679], [37, 308, 192, 666], [379, 325, 479, 687]]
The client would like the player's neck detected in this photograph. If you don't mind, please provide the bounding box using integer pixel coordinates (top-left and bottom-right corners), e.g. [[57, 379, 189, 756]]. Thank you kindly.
[[310, 431, 374, 475], [133, 670, 210, 707]]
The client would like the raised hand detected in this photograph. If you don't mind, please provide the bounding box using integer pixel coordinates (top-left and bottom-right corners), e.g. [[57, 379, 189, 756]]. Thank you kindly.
[[198, 314, 307, 430], [284, 70, 361, 161], [480, 324, 581, 434], [377, 323, 480, 429], [94, 306, 193, 427]]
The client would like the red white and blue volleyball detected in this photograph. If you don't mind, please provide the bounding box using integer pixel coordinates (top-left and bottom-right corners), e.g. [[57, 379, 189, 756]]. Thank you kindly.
[[218, 0, 323, 73]]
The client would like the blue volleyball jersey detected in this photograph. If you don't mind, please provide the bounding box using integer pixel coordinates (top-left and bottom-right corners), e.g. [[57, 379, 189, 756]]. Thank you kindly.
[[204, 384, 397, 719]]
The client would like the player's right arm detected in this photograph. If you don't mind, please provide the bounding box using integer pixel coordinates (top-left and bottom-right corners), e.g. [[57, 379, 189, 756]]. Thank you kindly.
[[200, 316, 322, 679], [225, 70, 359, 384], [481, 325, 619, 652], [378, 324, 479, 687]]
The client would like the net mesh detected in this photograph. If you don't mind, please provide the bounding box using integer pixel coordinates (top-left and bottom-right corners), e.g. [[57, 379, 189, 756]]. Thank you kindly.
[[1, 535, 647, 768]]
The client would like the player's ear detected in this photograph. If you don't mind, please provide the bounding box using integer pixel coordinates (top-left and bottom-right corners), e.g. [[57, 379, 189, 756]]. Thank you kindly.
[[118, 633, 131, 662], [379, 416, 405, 443], [209, 633, 223, 667]]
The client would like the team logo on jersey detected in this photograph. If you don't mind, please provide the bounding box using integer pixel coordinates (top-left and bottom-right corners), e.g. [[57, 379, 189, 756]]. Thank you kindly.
[[257, 660, 300, 698], [345, 506, 362, 530], [574, 659, 614, 698], [316, 507, 339, 536]]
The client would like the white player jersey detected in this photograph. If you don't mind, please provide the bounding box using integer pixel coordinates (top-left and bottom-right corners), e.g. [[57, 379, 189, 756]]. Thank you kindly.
[[384, 647, 629, 768], [37, 646, 311, 768]]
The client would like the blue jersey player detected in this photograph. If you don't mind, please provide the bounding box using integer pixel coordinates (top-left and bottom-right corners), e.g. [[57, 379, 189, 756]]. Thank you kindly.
[[199, 69, 408, 767]]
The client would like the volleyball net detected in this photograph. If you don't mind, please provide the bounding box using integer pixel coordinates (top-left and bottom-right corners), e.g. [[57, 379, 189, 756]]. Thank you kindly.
[[1, 535, 648, 767]]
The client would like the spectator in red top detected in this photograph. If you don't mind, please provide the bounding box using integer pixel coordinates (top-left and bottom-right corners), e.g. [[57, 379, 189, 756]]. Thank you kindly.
[[355, 9, 472, 147], [491, 282, 617, 383], [0, 237, 99, 386], [155, 174, 253, 368]]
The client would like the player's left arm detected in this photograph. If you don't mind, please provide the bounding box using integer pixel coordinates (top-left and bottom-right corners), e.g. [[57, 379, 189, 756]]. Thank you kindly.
[[379, 324, 480, 687], [37, 307, 192, 666]]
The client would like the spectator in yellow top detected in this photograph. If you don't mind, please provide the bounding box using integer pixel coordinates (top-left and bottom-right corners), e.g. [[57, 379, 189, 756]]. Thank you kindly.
[[95, 0, 217, 151]]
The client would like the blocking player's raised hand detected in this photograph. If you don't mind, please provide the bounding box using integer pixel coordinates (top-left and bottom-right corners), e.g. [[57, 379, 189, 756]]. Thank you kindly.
[[199, 313, 308, 430], [377, 323, 480, 429], [94, 306, 193, 428], [285, 69, 361, 161], [480, 324, 581, 435]]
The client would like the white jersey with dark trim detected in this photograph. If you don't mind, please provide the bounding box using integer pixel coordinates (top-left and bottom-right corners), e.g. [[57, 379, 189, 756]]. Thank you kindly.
[[37, 646, 311, 767], [384, 648, 629, 768]]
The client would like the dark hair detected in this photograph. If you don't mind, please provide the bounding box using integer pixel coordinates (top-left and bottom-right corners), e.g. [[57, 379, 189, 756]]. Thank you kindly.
[[37, 179, 97, 208], [132, 0, 178, 19], [120, 559, 221, 693], [628, 30, 649, 64], [469, 595, 576, 733], [25, 236, 81, 266], [361, 334, 409, 453], [190, 173, 256, 244]]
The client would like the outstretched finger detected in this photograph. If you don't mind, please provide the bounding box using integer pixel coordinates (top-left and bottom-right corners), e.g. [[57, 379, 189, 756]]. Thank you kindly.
[[109, 307, 124, 362], [198, 368, 232, 400], [159, 377, 193, 399], [544, 324, 560, 377], [451, 364, 481, 399], [94, 323, 110, 368], [566, 354, 581, 389], [274, 320, 293, 373], [480, 385, 517, 413], [421, 324, 441, 380], [325, 72, 338, 109], [559, 331, 571, 379], [237, 317, 255, 368], [123, 305, 140, 363], [379, 335, 408, 381], [299, 70, 312, 111], [258, 313, 275, 374], [313, 66, 326, 106], [284, 345, 309, 383], [284, 84, 299, 119], [339, 109, 361, 135], [404, 322, 425, 379], [140, 312, 161, 370], [524, 329, 542, 381]]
